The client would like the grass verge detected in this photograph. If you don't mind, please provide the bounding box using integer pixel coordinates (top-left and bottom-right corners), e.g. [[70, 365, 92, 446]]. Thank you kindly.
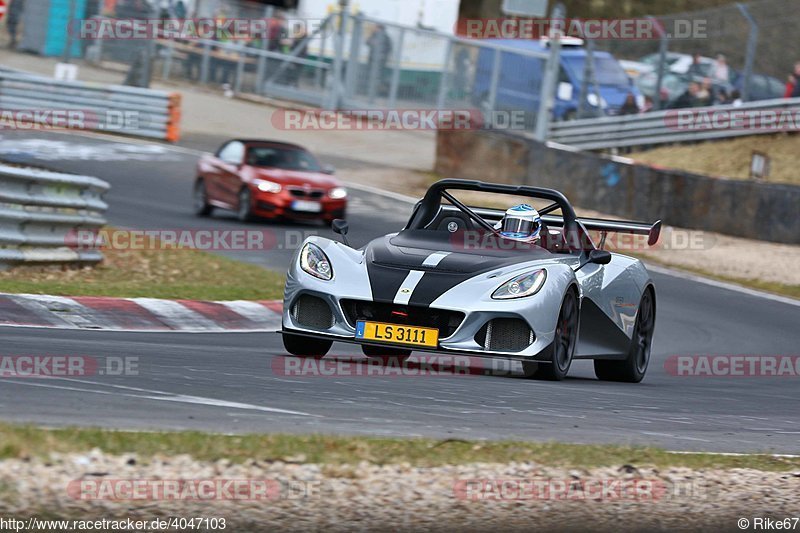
[[631, 253, 800, 300], [0, 245, 285, 301], [628, 133, 800, 185], [1, 423, 798, 471]]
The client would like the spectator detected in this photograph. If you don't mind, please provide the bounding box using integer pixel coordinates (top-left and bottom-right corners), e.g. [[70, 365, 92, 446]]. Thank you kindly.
[[695, 78, 714, 106], [267, 13, 286, 52], [641, 95, 654, 113], [790, 62, 800, 98], [686, 53, 705, 78], [366, 24, 392, 95], [710, 54, 730, 82], [286, 25, 309, 87], [619, 93, 639, 115], [670, 81, 701, 108], [6, 0, 25, 49], [174, 0, 187, 19], [784, 74, 796, 98]]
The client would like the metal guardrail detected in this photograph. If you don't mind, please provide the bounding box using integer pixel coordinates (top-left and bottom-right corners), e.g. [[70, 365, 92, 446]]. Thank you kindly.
[[548, 97, 800, 150], [0, 164, 110, 268], [0, 70, 181, 141]]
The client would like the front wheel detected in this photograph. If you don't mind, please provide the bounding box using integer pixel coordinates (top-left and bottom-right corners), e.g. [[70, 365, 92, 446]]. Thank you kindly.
[[282, 331, 332, 358], [237, 187, 254, 222], [531, 289, 579, 381], [194, 179, 213, 216], [594, 287, 655, 383]]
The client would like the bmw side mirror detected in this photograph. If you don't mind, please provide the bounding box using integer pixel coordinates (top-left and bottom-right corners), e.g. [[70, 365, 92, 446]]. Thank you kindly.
[[331, 219, 349, 246], [322, 164, 336, 175], [589, 249, 612, 265]]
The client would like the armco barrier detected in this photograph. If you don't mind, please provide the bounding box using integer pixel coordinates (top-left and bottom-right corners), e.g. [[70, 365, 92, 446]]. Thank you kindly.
[[0, 164, 110, 267], [0, 69, 181, 142], [436, 129, 800, 245], [548, 97, 800, 151]]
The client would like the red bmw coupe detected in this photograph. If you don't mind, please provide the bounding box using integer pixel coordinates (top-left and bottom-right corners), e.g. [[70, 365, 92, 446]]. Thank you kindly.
[[194, 139, 347, 224]]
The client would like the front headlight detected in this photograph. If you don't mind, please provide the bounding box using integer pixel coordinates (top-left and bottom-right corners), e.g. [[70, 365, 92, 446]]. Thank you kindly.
[[329, 186, 347, 199], [300, 243, 333, 280], [492, 269, 547, 300], [254, 179, 281, 193], [587, 93, 600, 107]]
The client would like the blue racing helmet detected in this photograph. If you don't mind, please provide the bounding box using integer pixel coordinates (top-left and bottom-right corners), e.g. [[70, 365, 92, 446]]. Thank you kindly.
[[498, 204, 542, 242]]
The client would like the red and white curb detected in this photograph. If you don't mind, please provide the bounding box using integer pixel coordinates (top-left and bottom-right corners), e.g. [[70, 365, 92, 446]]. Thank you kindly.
[[0, 293, 283, 332]]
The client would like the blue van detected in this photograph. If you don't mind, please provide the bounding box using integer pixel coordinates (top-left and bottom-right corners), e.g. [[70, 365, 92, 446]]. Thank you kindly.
[[472, 39, 642, 121]]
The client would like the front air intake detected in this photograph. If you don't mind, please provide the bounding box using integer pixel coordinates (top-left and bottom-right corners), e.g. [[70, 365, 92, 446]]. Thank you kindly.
[[475, 318, 535, 352], [291, 295, 335, 330]]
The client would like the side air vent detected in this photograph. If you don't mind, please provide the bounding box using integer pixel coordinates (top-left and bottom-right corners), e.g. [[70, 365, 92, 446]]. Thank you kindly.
[[291, 295, 335, 330], [475, 318, 535, 352]]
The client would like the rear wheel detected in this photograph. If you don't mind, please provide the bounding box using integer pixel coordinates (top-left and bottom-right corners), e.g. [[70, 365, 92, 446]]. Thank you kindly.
[[594, 288, 655, 383], [194, 179, 212, 216], [361, 344, 412, 362], [237, 187, 254, 222], [532, 289, 579, 381], [282, 331, 332, 358]]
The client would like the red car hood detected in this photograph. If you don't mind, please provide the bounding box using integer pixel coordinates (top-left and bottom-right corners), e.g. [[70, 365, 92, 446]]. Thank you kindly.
[[249, 167, 340, 189]]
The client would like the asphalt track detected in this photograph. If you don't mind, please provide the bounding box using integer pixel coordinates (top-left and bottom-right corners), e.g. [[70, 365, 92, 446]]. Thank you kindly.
[[0, 130, 798, 453]]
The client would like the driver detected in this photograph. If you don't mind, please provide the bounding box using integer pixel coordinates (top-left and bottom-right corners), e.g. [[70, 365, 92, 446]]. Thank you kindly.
[[496, 204, 542, 243]]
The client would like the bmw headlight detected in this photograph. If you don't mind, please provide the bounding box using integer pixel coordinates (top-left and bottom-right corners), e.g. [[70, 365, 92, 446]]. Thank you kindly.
[[329, 187, 347, 199], [492, 269, 547, 300], [254, 179, 281, 193], [300, 243, 333, 280]]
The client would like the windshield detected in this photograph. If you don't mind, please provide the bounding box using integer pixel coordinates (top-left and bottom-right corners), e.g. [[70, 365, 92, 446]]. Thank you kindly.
[[563, 55, 631, 87], [246, 146, 322, 172]]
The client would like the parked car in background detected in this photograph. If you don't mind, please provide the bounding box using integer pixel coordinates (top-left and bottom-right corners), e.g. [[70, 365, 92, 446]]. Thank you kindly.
[[638, 52, 716, 76], [194, 139, 347, 224], [473, 39, 643, 122]]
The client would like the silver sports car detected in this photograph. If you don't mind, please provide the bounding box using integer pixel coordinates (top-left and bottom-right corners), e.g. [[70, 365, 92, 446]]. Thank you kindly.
[[281, 179, 660, 382]]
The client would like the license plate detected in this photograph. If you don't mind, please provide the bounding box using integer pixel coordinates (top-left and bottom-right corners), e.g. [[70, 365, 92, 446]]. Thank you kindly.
[[355, 321, 438, 348], [292, 200, 322, 213]]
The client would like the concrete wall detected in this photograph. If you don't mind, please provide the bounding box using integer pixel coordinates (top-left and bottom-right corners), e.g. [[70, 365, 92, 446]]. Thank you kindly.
[[436, 130, 800, 244]]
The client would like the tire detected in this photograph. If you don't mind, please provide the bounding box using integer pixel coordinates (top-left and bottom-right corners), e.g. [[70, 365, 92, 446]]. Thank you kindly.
[[361, 344, 412, 362], [531, 288, 579, 381], [282, 331, 332, 357], [237, 187, 254, 222], [193, 179, 212, 216], [594, 287, 656, 383]]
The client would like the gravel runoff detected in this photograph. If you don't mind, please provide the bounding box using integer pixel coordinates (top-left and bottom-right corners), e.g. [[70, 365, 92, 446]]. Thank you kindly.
[[1, 451, 799, 532]]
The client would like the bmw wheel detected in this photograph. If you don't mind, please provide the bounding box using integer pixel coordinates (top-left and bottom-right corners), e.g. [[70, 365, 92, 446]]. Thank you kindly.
[[194, 179, 212, 216], [237, 187, 254, 222]]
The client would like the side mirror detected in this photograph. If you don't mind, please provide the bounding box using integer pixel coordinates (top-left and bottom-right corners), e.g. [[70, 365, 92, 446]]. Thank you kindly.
[[322, 164, 336, 175], [589, 249, 612, 265], [575, 249, 611, 272], [331, 219, 349, 246]]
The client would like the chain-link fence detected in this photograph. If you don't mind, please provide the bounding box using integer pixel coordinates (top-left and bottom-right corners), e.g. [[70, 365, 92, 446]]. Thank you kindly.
[[597, 0, 799, 109], [9, 0, 800, 140]]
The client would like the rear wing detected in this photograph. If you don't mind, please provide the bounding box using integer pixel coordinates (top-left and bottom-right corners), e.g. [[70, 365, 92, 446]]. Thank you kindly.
[[543, 215, 662, 247]]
